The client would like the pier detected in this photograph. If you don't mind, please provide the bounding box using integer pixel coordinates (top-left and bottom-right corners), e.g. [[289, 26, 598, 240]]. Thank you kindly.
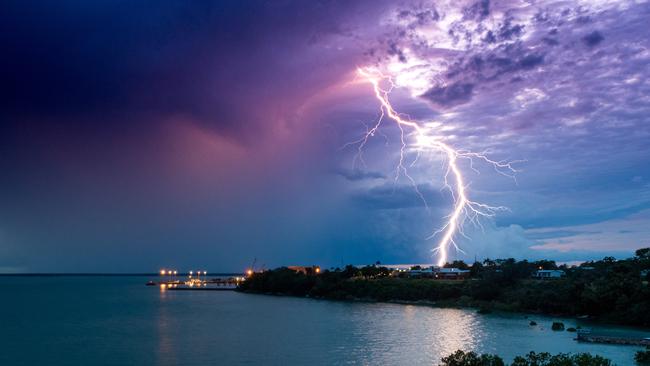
[[577, 330, 650, 346], [168, 286, 235, 291], [147, 270, 246, 291]]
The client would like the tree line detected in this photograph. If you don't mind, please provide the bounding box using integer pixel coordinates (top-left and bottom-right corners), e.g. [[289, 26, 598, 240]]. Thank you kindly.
[[238, 248, 650, 326]]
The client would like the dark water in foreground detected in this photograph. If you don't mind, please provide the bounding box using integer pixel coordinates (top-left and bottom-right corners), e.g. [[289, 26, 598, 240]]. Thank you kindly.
[[0, 276, 647, 365]]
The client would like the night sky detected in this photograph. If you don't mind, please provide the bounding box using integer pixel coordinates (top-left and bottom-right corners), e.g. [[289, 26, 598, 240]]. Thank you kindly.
[[2, 0, 649, 272]]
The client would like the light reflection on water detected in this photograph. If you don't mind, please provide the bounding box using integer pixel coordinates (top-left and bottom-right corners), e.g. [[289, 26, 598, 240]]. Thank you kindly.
[[0, 276, 647, 366]]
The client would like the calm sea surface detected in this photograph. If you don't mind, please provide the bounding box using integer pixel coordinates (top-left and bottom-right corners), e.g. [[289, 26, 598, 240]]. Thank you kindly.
[[0, 276, 647, 365]]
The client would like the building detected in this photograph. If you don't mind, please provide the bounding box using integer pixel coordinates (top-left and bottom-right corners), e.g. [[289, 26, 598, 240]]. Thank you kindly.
[[532, 269, 565, 279], [436, 267, 471, 280], [408, 267, 436, 278]]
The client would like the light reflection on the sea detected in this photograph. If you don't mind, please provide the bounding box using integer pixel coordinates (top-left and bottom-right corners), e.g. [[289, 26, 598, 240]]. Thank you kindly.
[[0, 276, 647, 366]]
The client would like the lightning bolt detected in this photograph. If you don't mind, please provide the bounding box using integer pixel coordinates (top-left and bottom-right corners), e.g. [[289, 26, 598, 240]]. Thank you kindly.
[[354, 67, 520, 267]]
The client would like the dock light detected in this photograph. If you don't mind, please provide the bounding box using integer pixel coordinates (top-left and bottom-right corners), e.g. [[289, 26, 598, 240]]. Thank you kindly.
[[203, 271, 207, 275], [315, 267, 320, 274], [160, 269, 166, 276], [173, 270, 177, 275], [246, 269, 253, 276]]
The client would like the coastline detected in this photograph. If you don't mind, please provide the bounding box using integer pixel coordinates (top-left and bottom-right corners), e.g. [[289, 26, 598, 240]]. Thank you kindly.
[[238, 254, 650, 329], [238, 289, 650, 332]]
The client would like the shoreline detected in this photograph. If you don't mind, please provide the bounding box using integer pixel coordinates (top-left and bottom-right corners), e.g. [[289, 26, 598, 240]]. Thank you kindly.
[[237, 289, 650, 331]]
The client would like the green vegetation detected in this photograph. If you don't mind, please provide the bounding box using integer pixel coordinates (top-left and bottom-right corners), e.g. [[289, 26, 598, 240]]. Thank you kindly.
[[636, 346, 650, 364], [440, 350, 504, 366], [238, 248, 650, 326], [438, 350, 612, 366], [511, 351, 612, 366]]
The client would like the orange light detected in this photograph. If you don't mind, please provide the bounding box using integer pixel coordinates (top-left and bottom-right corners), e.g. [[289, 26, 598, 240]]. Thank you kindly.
[[246, 269, 253, 276], [160, 269, 166, 276], [315, 267, 321, 273]]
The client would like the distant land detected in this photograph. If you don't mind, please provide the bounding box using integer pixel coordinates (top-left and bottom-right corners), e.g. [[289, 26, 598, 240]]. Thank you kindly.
[[239, 248, 650, 328], [0, 272, 242, 277]]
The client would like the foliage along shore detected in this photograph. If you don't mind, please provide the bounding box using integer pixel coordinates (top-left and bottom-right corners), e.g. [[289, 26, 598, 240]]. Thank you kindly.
[[238, 248, 650, 327], [438, 349, 615, 366]]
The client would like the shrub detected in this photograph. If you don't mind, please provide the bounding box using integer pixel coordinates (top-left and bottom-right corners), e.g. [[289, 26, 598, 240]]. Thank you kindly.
[[636, 346, 650, 364], [439, 350, 505, 366], [511, 351, 611, 366], [440, 351, 612, 366]]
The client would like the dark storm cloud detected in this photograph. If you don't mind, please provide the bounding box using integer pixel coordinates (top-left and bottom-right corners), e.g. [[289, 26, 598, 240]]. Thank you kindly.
[[396, 4, 440, 26], [497, 18, 524, 40], [519, 53, 544, 68], [525, 230, 601, 241], [0, 0, 399, 271], [398, 8, 440, 25], [351, 184, 448, 210], [355, 0, 650, 259], [422, 82, 474, 107], [463, 0, 490, 21], [421, 47, 544, 106], [335, 168, 385, 181], [497, 200, 650, 230], [582, 31, 604, 47], [0, 0, 374, 141], [3, 0, 650, 271]]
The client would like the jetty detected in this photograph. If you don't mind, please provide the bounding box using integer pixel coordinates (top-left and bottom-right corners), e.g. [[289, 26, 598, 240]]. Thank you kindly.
[[147, 269, 246, 291], [168, 286, 235, 291], [576, 330, 650, 346]]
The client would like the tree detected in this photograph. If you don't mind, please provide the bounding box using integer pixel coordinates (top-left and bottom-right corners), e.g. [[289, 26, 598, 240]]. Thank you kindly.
[[445, 260, 470, 270], [470, 261, 483, 277], [378, 266, 391, 277], [532, 260, 558, 270], [511, 351, 612, 366], [439, 350, 504, 366], [342, 265, 359, 279], [439, 350, 613, 366], [360, 265, 380, 279], [636, 346, 650, 364], [635, 248, 650, 259]]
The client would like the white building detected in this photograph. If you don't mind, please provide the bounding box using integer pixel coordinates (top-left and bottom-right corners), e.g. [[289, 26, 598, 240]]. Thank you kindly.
[[437, 267, 471, 279], [532, 269, 565, 279]]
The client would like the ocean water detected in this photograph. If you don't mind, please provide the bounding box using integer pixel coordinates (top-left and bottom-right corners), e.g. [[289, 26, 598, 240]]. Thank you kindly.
[[0, 276, 647, 365]]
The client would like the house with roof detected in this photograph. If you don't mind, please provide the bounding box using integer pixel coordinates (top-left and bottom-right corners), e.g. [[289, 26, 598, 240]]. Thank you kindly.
[[532, 269, 565, 279]]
